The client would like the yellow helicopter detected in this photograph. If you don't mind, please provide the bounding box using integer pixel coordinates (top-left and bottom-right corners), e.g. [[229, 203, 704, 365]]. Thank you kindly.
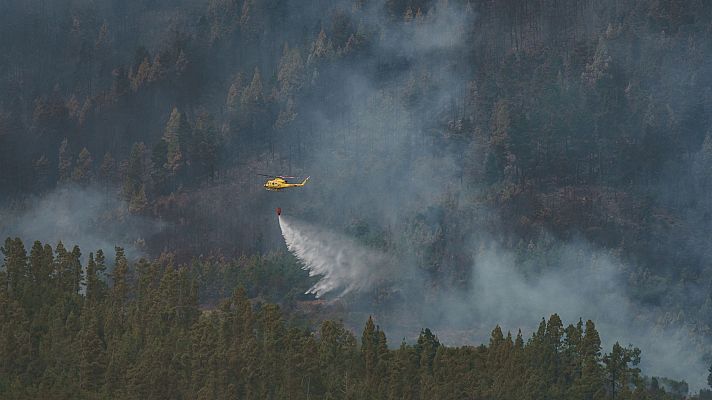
[[259, 174, 310, 191]]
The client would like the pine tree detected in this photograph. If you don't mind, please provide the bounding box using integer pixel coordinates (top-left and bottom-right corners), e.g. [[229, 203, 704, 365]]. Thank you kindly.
[[319, 319, 359, 398], [603, 342, 641, 400], [122, 142, 147, 203], [226, 72, 244, 115], [53, 241, 72, 294], [71, 245, 83, 294], [362, 316, 378, 379], [175, 50, 189, 76], [582, 36, 613, 87], [99, 152, 116, 187], [72, 147, 93, 185], [259, 303, 285, 398], [572, 320, 605, 400], [307, 28, 333, 65], [241, 67, 264, 106], [85, 252, 107, 304], [66, 94, 80, 119], [41, 243, 55, 287], [149, 54, 166, 82], [95, 22, 109, 49], [28, 241, 46, 292], [226, 286, 258, 398], [0, 294, 32, 378], [415, 328, 440, 373], [1, 238, 27, 300], [277, 43, 305, 99], [111, 66, 130, 97], [487, 324, 506, 372], [129, 184, 148, 213], [95, 249, 107, 283], [388, 339, 419, 399], [207, 0, 241, 41], [375, 328, 390, 395], [543, 313, 564, 386], [505, 330, 527, 399], [562, 320, 584, 388], [110, 246, 130, 311], [163, 107, 187, 175], [191, 313, 221, 398], [132, 57, 151, 91], [274, 97, 297, 130], [239, 0, 263, 42], [489, 100, 513, 181], [78, 313, 107, 392], [78, 97, 93, 126], [239, 67, 269, 150]]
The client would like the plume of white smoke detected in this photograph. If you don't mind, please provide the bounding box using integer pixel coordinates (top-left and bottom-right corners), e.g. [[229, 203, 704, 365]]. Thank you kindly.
[[462, 244, 707, 390], [270, 0, 708, 391], [279, 215, 391, 298], [278, 215, 707, 390], [0, 185, 161, 260]]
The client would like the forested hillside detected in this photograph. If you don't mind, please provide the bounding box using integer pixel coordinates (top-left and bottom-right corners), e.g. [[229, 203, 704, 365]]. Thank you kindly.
[[1, 0, 712, 395], [2, 0, 712, 263], [0, 238, 690, 399]]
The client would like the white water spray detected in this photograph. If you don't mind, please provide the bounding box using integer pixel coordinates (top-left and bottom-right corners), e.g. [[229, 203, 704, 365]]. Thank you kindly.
[[278, 215, 388, 298]]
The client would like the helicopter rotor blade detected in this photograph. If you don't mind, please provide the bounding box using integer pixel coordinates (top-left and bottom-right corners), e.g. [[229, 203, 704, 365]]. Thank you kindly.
[[256, 172, 298, 179]]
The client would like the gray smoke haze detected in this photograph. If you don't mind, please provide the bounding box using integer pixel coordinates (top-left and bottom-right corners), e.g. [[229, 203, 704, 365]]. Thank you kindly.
[[0, 0, 708, 393], [270, 0, 709, 392], [289, 1, 469, 230], [280, 215, 707, 390], [457, 242, 707, 390], [0, 185, 162, 260]]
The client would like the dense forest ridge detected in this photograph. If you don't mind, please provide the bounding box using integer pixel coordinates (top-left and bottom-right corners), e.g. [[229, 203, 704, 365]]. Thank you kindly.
[[0, 237, 696, 399]]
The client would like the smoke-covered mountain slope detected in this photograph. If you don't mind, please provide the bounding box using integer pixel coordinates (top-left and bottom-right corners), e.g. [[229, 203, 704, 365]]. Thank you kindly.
[[2, 0, 712, 396]]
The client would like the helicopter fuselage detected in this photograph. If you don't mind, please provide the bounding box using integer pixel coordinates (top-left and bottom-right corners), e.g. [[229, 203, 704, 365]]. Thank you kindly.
[[263, 176, 309, 190]]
